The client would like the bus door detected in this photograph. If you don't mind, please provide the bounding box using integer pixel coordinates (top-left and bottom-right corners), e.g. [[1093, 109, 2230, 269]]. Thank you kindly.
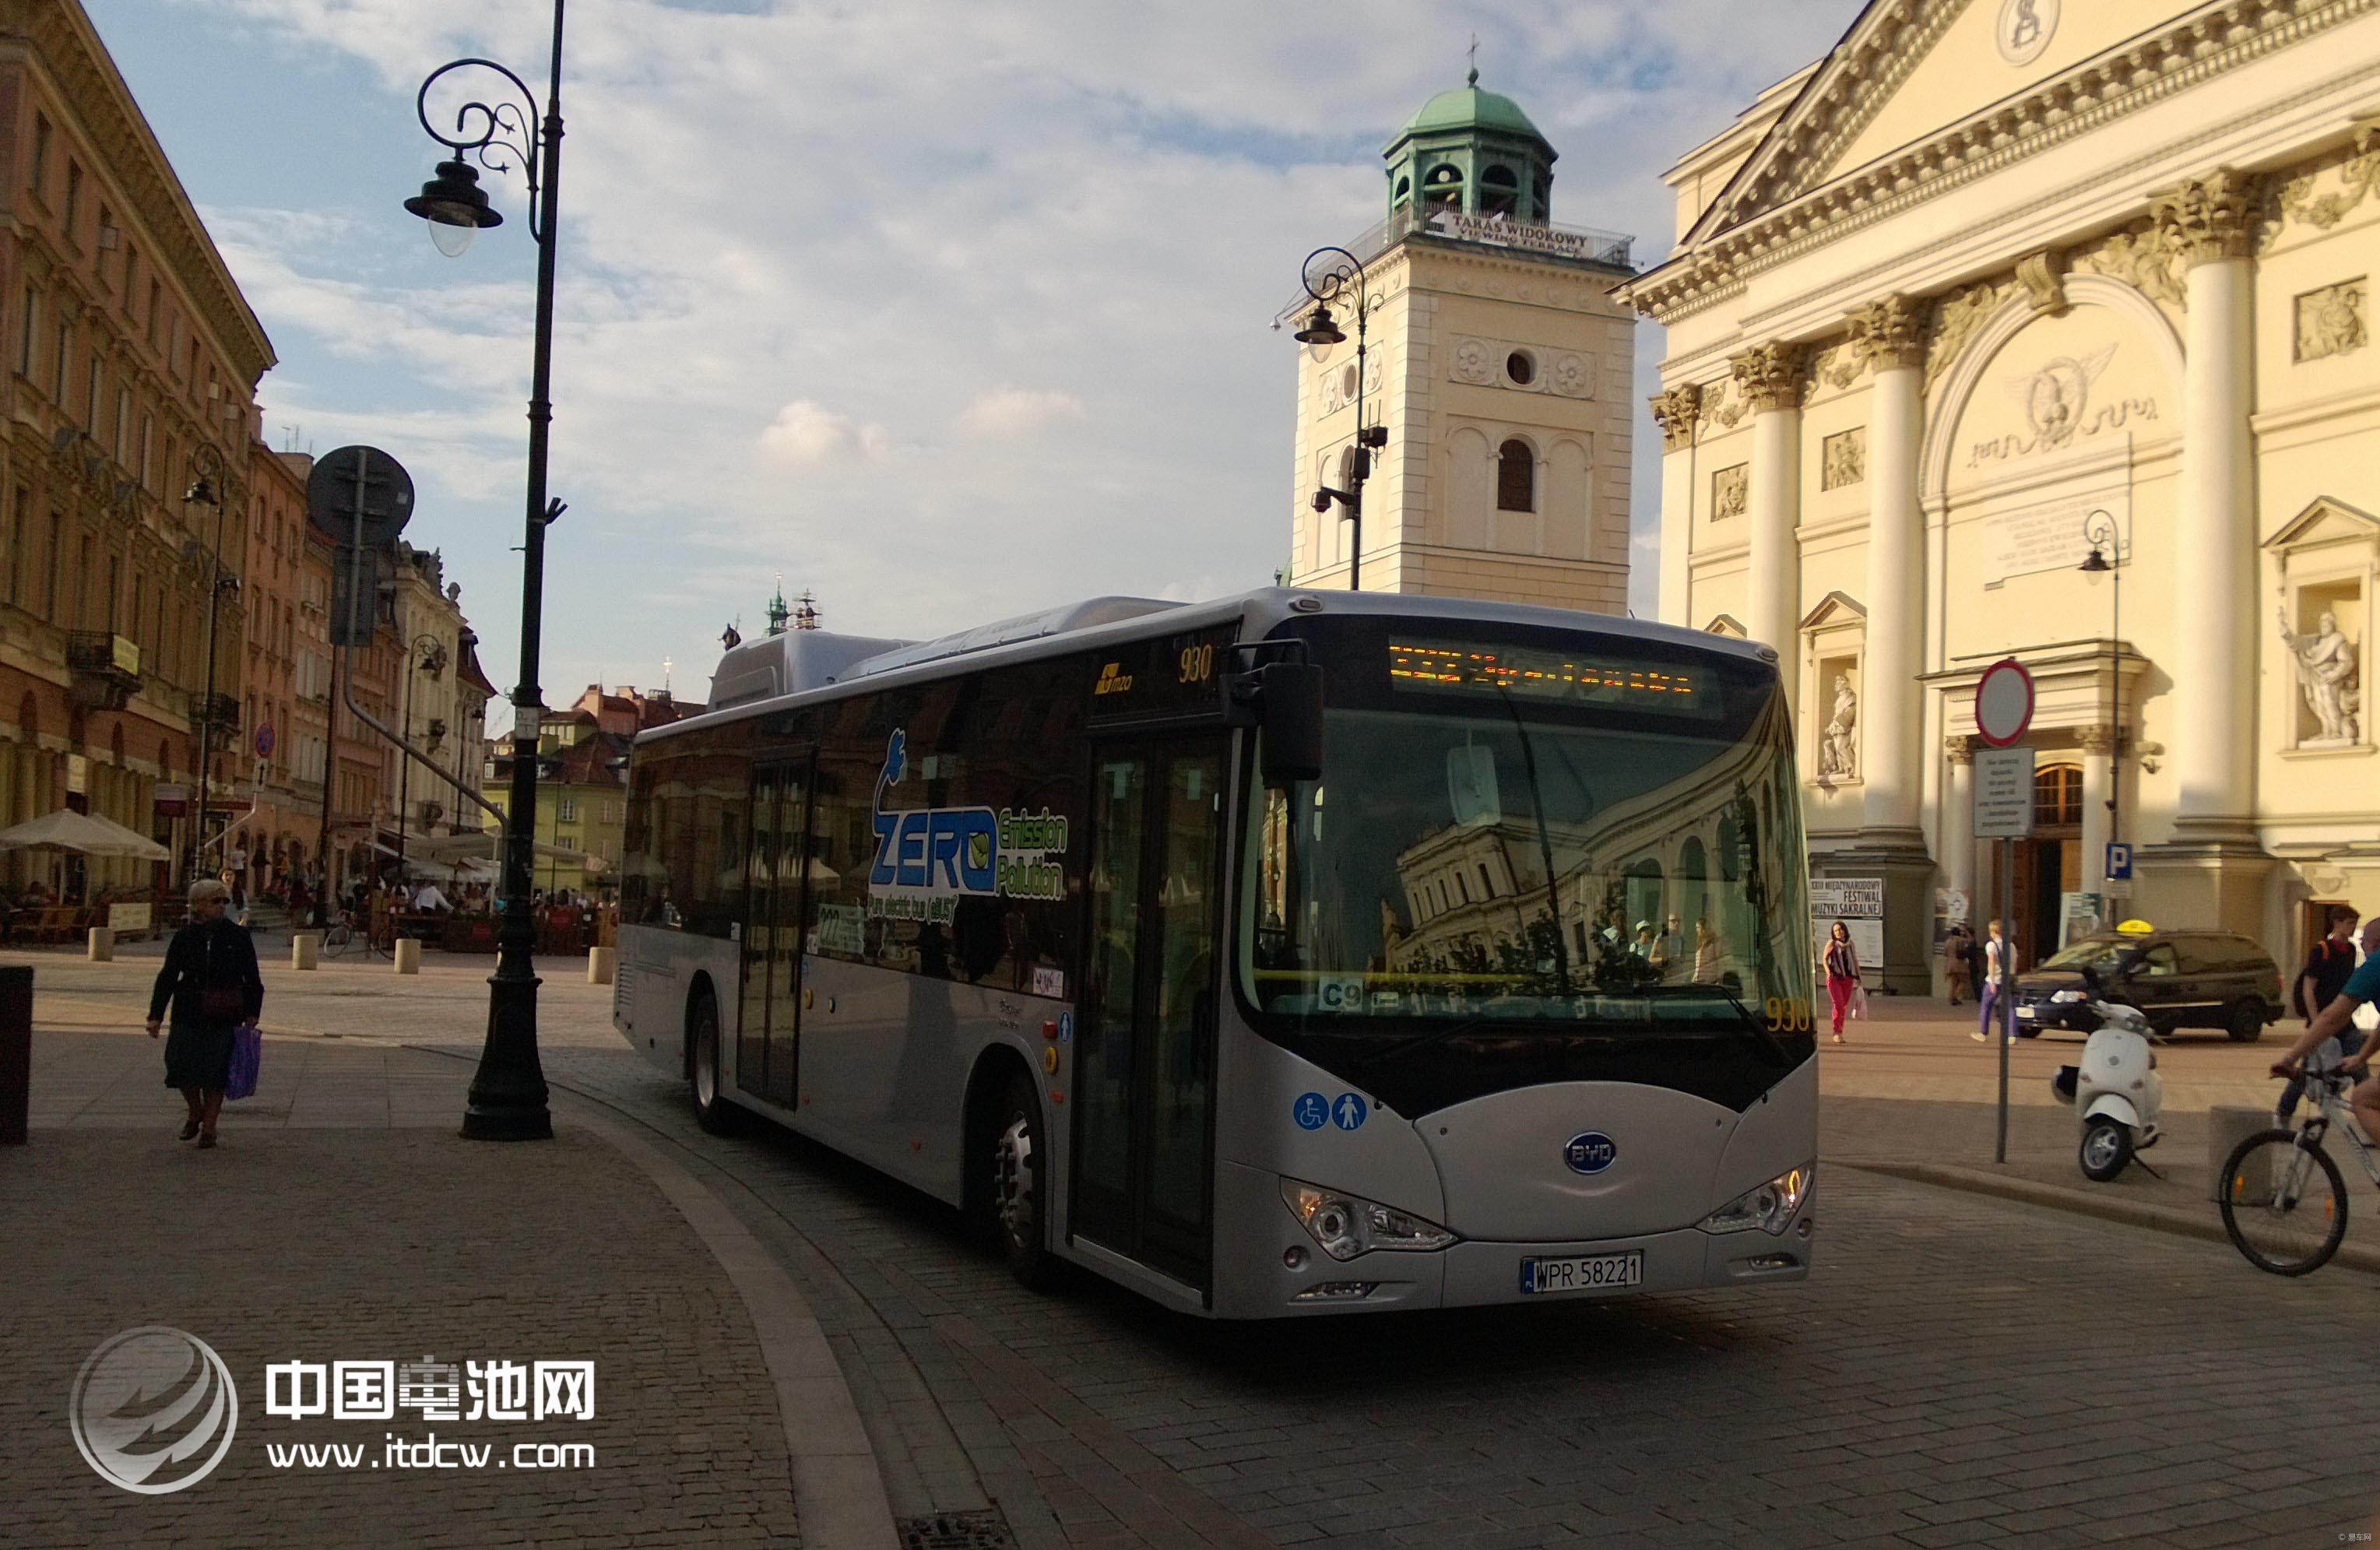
[[737, 758, 814, 1109], [1074, 733, 1227, 1289]]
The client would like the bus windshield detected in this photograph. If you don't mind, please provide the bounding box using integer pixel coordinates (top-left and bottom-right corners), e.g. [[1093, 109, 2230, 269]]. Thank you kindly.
[[1239, 626, 1809, 1035]]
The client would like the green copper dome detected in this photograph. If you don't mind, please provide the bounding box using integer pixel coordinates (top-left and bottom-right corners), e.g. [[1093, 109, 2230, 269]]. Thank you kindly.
[[1391, 72, 1549, 149], [1382, 69, 1557, 224]]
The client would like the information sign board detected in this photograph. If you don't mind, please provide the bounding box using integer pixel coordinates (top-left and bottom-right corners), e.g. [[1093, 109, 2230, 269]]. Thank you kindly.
[[1974, 746, 2036, 837]]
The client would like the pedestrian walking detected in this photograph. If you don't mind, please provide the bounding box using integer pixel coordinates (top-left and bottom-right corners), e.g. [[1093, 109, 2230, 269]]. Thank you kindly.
[[1972, 918, 2016, 1043], [146, 878, 264, 1150], [1692, 918, 1724, 985], [1943, 922, 1974, 1005], [1823, 920, 1862, 1043]]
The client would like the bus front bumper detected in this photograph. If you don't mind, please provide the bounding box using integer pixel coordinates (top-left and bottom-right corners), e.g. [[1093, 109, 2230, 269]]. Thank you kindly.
[[1238, 1211, 1814, 1316]]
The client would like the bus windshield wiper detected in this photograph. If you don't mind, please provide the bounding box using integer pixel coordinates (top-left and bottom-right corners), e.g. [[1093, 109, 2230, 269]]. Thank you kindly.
[[1349, 1018, 1502, 1076], [1636, 986, 1789, 1064]]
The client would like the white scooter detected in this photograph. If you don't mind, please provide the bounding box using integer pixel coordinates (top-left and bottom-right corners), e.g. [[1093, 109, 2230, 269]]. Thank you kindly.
[[2049, 973, 2165, 1182]]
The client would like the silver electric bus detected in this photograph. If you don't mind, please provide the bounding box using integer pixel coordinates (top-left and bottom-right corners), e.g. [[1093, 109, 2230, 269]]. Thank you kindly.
[[613, 589, 1816, 1317]]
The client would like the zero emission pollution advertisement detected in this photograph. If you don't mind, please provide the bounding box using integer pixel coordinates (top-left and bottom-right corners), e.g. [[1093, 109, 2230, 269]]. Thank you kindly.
[[867, 729, 1068, 923]]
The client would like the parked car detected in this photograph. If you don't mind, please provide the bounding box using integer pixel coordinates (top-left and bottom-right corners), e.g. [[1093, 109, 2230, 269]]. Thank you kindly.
[[2012, 930, 2283, 1042]]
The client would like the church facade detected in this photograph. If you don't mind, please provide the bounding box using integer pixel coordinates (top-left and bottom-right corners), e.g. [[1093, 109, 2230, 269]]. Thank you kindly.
[[1287, 76, 1638, 613], [1627, 0, 2380, 989]]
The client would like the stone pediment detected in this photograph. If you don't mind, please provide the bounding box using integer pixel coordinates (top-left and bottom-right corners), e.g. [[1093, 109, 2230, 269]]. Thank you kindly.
[[1798, 590, 1867, 633], [1704, 613, 1747, 638], [2264, 495, 2380, 553], [1633, 0, 2373, 324], [1689, 0, 2220, 245]]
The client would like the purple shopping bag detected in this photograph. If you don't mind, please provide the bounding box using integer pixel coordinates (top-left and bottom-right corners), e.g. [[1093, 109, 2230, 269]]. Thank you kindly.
[[227, 1022, 261, 1101]]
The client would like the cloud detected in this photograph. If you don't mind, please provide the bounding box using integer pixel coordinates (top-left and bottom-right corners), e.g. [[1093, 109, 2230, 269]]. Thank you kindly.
[[124, 0, 1861, 698], [758, 400, 888, 464], [954, 388, 1088, 439]]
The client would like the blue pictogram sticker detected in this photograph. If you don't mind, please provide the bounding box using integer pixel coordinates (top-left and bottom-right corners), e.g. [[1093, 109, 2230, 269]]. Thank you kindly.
[[1332, 1093, 1369, 1131], [1057, 1011, 1073, 1044], [1292, 1092, 1329, 1131], [1563, 1131, 1617, 1175]]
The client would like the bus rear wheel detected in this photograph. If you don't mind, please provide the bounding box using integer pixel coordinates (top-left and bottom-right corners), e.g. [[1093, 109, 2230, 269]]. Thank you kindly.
[[990, 1072, 1053, 1289], [690, 994, 738, 1135]]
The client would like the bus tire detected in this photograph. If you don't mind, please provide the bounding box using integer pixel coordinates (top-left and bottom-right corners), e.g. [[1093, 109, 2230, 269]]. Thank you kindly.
[[690, 991, 739, 1135], [990, 1071, 1053, 1290]]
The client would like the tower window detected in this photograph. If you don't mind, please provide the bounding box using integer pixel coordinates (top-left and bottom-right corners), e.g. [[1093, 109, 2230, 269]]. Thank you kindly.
[[1392, 175, 1411, 209], [1496, 440, 1535, 513], [1423, 163, 1463, 209], [1505, 351, 1535, 386], [1480, 164, 1518, 216], [1341, 364, 1359, 402]]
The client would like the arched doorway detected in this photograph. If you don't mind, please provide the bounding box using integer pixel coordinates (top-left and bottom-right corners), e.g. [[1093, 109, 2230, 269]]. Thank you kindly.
[[2014, 762, 2083, 963]]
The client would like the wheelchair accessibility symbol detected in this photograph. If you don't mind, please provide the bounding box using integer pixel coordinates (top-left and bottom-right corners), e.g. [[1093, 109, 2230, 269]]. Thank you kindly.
[[1292, 1092, 1329, 1131]]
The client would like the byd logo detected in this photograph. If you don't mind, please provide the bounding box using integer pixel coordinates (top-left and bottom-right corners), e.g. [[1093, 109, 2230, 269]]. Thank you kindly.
[[70, 1327, 240, 1494], [1563, 1132, 1618, 1176]]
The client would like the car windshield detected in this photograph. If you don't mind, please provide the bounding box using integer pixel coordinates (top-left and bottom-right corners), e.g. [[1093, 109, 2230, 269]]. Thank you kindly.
[[2040, 938, 2138, 973], [1239, 627, 1809, 1035]]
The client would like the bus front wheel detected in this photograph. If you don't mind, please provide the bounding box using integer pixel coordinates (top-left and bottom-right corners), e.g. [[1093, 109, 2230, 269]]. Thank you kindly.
[[990, 1072, 1053, 1289], [690, 994, 739, 1135]]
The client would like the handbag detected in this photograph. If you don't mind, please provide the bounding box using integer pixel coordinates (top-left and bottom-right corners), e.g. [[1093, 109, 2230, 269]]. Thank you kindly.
[[1849, 985, 1870, 1021], [226, 1022, 261, 1101]]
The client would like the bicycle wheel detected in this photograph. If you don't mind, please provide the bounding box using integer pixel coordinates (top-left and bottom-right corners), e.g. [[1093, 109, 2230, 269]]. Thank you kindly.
[[2219, 1129, 2347, 1275]]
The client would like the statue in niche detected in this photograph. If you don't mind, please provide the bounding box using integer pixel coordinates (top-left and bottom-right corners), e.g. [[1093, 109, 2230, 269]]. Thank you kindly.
[[2278, 604, 2361, 745], [1819, 674, 1858, 779]]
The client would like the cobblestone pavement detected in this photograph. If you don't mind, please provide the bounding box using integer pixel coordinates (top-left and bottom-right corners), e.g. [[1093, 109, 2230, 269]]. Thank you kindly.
[[2, 1034, 801, 1549], [514, 1040, 2380, 1550], [16, 951, 2380, 1546]]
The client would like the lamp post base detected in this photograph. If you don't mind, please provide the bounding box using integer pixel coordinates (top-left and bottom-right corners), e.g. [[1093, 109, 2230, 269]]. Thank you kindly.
[[462, 965, 552, 1141]]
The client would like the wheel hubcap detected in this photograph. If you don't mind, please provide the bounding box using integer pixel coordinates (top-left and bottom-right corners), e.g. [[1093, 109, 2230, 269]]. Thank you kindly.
[[696, 1024, 717, 1106], [2084, 1128, 2122, 1169], [994, 1115, 1034, 1248]]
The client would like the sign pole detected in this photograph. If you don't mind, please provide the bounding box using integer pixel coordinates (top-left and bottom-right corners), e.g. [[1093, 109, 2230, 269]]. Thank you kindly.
[[1997, 838, 2012, 1163]]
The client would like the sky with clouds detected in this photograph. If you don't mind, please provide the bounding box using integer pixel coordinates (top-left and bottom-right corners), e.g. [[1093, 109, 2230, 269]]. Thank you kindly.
[[93, 0, 1862, 707]]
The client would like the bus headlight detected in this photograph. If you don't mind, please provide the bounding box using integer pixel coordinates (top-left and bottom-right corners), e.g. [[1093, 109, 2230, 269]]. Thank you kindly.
[[1699, 1163, 1813, 1236], [1281, 1179, 1457, 1260]]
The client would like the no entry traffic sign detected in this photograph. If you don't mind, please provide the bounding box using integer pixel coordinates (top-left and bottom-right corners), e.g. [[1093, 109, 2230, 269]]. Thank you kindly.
[[1974, 658, 2034, 747]]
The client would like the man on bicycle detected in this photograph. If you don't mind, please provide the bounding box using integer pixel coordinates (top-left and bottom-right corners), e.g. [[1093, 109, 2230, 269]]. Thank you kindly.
[[2273, 914, 2380, 1138], [2277, 904, 2362, 1124]]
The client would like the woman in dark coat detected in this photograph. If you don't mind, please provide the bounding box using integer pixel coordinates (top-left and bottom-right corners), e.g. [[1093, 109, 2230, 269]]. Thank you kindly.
[[146, 878, 263, 1149]]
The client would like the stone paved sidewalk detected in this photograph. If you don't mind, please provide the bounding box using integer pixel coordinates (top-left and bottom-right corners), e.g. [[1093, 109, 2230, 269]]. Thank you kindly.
[[0, 1029, 804, 1549]]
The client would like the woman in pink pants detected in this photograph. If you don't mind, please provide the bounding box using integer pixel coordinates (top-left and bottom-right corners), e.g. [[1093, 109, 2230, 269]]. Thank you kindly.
[[1823, 920, 1861, 1044]]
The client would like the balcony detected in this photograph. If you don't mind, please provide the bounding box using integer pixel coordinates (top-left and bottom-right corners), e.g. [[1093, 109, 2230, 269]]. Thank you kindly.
[[1274, 206, 1634, 323], [65, 631, 141, 710]]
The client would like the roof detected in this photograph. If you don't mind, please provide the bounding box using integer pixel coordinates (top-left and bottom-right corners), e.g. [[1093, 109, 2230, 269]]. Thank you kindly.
[[1389, 72, 1549, 150]]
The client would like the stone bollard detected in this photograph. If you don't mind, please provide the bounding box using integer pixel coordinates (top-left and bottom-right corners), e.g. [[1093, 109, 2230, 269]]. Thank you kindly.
[[291, 931, 321, 972], [393, 937, 421, 976], [587, 945, 616, 986], [86, 926, 114, 962], [2208, 1105, 2274, 1202]]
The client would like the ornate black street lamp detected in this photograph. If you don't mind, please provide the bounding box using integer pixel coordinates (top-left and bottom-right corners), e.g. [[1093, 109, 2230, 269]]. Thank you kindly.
[[404, 4, 568, 1141], [2078, 508, 2124, 852], [183, 443, 239, 887], [1294, 246, 1388, 591]]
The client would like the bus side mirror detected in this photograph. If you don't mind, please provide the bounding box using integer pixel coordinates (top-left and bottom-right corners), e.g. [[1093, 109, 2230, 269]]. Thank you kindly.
[[1258, 662, 1324, 787]]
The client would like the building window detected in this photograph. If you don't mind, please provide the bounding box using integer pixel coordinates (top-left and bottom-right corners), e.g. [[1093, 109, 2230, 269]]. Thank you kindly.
[[114, 388, 130, 462], [2, 487, 18, 606], [1505, 350, 1535, 386], [1496, 438, 1535, 512], [44, 512, 60, 620], [2034, 764, 2083, 828], [30, 114, 49, 202], [85, 354, 100, 430], [1479, 163, 1519, 216], [1422, 163, 1463, 209], [140, 414, 155, 489], [146, 281, 161, 346], [64, 160, 81, 244], [557, 796, 578, 824], [51, 318, 69, 402]]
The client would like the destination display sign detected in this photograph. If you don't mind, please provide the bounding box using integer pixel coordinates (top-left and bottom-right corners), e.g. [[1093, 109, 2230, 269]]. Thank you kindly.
[[1085, 625, 1239, 719], [1388, 640, 1716, 718]]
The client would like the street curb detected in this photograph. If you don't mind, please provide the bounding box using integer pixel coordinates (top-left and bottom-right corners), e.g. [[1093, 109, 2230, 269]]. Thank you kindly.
[[550, 1099, 901, 1550], [1840, 1159, 2380, 1274]]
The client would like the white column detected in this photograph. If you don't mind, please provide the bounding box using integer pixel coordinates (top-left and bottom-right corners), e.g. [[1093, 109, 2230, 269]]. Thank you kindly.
[[1651, 385, 1700, 627], [1944, 737, 1975, 904], [2157, 170, 2258, 832], [1857, 295, 1927, 838], [1733, 344, 1805, 714], [2079, 726, 2114, 895]]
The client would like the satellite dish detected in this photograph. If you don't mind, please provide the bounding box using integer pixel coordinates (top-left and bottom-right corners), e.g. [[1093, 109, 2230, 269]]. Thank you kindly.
[[306, 445, 415, 549]]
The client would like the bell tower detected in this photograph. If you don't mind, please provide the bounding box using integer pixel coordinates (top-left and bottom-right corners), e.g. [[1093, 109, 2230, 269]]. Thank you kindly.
[[1288, 72, 1637, 612]]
